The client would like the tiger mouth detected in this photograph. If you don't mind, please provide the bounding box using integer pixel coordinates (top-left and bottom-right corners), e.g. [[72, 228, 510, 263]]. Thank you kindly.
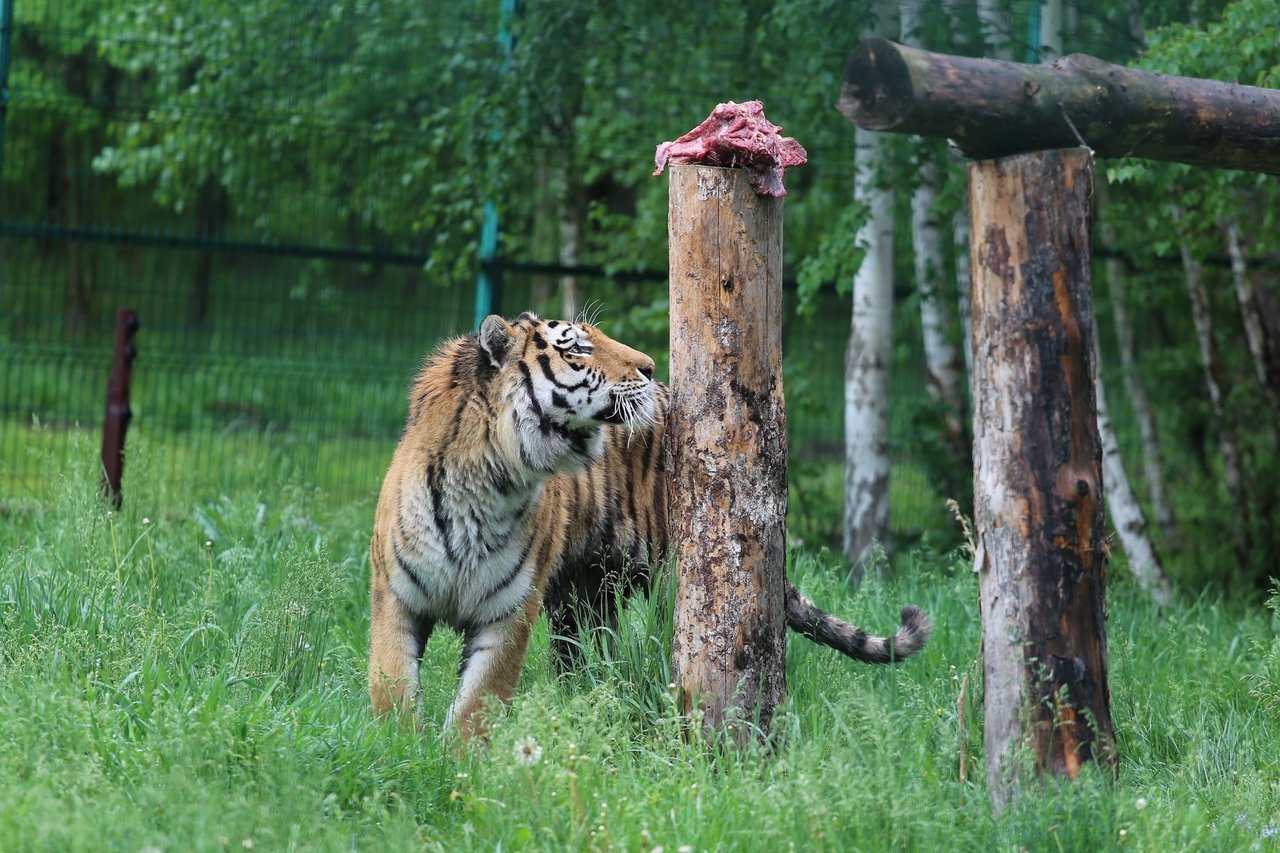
[[598, 390, 653, 428]]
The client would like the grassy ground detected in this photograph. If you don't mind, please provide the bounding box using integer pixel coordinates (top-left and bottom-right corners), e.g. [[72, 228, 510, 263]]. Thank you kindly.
[[2, 450, 1278, 852]]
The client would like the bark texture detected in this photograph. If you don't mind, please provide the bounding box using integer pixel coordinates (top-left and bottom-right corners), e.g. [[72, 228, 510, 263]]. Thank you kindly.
[[1226, 220, 1280, 414], [843, 0, 899, 575], [969, 150, 1114, 811], [843, 126, 894, 573], [900, 4, 967, 463], [1173, 205, 1250, 566], [1094, 329, 1174, 605], [1101, 198, 1178, 541], [667, 164, 788, 742], [839, 38, 1280, 175], [101, 308, 139, 508], [911, 151, 967, 458]]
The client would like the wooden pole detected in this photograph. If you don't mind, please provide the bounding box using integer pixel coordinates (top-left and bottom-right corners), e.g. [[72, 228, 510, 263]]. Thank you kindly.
[[101, 308, 139, 507], [969, 150, 1114, 810], [838, 38, 1280, 175], [667, 164, 788, 743]]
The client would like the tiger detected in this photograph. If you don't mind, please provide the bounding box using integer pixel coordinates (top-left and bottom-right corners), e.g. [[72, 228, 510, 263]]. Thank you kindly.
[[368, 311, 930, 736]]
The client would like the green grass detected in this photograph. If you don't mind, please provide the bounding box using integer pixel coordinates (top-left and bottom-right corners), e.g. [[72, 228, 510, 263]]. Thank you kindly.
[[2, 448, 1279, 851]]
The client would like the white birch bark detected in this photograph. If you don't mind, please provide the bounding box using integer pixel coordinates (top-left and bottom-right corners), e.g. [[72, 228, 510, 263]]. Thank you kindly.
[[1172, 204, 1248, 560], [1101, 203, 1178, 540], [902, 1, 965, 447], [843, 0, 899, 574], [1226, 220, 1280, 412], [1039, 0, 1064, 60], [1094, 322, 1173, 604], [844, 126, 895, 573], [911, 155, 965, 441]]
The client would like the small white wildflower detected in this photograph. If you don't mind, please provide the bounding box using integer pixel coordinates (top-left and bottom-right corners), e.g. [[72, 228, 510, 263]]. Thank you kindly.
[[1262, 826, 1278, 840], [142, 517, 151, 526], [513, 736, 543, 767], [678, 846, 693, 853], [1135, 797, 1148, 810], [241, 840, 255, 850]]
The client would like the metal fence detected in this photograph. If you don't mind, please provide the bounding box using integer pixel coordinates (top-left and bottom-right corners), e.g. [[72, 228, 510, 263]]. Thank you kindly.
[[0, 0, 958, 550]]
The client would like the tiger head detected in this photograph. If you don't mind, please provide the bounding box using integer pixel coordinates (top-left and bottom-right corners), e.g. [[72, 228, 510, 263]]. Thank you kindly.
[[479, 312, 658, 439]]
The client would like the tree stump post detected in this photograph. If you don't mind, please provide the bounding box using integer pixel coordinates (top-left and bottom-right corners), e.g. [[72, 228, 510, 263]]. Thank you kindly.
[[667, 164, 788, 743], [969, 150, 1114, 810], [101, 308, 139, 508]]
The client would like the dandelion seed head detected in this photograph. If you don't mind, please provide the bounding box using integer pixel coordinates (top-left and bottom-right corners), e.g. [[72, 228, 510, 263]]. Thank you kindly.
[[513, 735, 543, 767], [1135, 797, 1148, 810]]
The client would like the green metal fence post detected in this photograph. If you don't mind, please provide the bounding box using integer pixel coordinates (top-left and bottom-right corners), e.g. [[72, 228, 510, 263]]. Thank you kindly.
[[0, 0, 15, 185], [473, 0, 517, 328]]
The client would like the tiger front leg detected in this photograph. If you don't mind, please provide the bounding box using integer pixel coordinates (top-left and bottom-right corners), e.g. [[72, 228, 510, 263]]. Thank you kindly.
[[445, 596, 541, 740], [368, 576, 434, 725]]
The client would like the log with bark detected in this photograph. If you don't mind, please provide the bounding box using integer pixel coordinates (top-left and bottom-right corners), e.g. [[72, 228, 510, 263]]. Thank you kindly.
[[969, 149, 1114, 811], [667, 164, 789, 742], [838, 38, 1280, 175]]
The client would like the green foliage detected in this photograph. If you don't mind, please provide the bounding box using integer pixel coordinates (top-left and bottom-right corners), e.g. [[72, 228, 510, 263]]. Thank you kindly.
[[1097, 0, 1280, 589], [1247, 582, 1280, 716], [2, 457, 1278, 849]]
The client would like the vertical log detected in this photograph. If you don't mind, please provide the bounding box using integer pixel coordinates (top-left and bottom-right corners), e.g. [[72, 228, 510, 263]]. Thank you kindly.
[[101, 308, 139, 507], [667, 164, 788, 742], [969, 150, 1114, 811]]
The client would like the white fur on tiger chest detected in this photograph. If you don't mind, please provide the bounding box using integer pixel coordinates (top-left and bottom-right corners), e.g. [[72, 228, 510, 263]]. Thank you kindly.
[[390, 476, 543, 628]]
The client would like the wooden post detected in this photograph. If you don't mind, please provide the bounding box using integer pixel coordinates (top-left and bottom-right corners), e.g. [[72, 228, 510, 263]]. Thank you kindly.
[[101, 308, 139, 507], [667, 164, 788, 742], [969, 150, 1114, 810]]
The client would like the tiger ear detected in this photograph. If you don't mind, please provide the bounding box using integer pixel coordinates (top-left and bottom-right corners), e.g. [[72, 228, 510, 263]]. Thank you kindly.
[[479, 314, 515, 368]]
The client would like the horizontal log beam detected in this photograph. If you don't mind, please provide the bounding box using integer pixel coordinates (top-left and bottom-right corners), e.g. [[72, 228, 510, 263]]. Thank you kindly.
[[838, 38, 1280, 175]]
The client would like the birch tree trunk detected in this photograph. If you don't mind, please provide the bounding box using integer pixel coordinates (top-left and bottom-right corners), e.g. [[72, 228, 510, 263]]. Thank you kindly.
[[1100, 194, 1179, 541], [912, 154, 966, 449], [1039, 0, 1064, 60], [1172, 204, 1250, 565], [843, 0, 898, 576], [901, 2, 967, 460], [1094, 323, 1174, 604], [971, 149, 1114, 812], [667, 165, 789, 743], [1225, 220, 1280, 414]]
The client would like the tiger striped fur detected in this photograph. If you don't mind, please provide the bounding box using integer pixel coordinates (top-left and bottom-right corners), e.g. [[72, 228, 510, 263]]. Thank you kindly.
[[369, 312, 930, 736]]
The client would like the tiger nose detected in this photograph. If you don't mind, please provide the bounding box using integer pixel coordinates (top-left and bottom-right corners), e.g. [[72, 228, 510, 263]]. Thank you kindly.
[[637, 359, 655, 381]]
